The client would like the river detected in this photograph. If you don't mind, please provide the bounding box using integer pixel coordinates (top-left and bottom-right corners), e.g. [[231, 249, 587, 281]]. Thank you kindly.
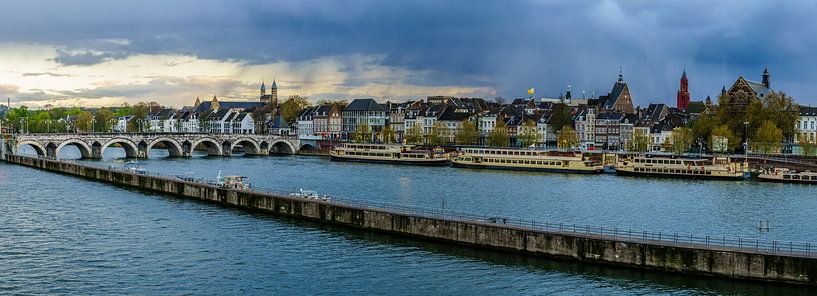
[[1, 146, 815, 295]]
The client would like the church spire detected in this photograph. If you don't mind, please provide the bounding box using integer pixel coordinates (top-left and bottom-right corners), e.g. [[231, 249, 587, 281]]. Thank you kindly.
[[617, 67, 624, 83], [762, 67, 770, 89], [260, 79, 266, 96]]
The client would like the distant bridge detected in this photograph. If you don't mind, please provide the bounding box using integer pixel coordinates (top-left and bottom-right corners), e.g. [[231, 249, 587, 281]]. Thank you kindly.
[[10, 133, 305, 159]]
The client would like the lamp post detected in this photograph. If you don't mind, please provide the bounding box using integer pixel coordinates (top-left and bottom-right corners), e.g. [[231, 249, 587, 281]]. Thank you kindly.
[[744, 121, 749, 156], [91, 119, 96, 133]]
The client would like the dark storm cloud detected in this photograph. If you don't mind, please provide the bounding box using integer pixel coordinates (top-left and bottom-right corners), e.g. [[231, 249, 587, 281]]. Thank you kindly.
[[2, 0, 817, 104]]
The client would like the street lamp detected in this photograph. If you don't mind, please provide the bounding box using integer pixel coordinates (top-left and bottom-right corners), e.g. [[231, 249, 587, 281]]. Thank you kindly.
[[91, 119, 96, 133]]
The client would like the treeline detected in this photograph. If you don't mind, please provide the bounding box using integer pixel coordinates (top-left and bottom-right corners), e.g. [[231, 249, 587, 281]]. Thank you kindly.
[[2, 102, 163, 133]]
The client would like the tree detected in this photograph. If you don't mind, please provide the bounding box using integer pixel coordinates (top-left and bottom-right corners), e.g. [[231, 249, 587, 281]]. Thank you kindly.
[[549, 103, 573, 133], [29, 111, 51, 133], [669, 127, 694, 155], [75, 111, 93, 133], [128, 102, 150, 132], [280, 95, 310, 125], [710, 124, 737, 153], [455, 120, 479, 145], [753, 120, 783, 154], [381, 125, 396, 144], [627, 128, 650, 153], [493, 96, 507, 105], [94, 108, 115, 132], [557, 125, 579, 150], [404, 124, 424, 145], [427, 122, 448, 146], [799, 136, 817, 156], [352, 122, 370, 143], [518, 120, 541, 147], [487, 120, 510, 148]]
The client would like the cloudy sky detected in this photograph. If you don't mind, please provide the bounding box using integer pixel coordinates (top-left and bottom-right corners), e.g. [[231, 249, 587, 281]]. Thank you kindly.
[[1, 0, 816, 108]]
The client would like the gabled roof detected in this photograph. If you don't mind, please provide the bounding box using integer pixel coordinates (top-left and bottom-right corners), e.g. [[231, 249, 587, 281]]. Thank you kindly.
[[745, 80, 772, 98], [194, 101, 265, 113], [604, 81, 628, 109], [345, 98, 387, 112], [270, 115, 289, 129], [686, 101, 707, 114], [437, 107, 469, 122]]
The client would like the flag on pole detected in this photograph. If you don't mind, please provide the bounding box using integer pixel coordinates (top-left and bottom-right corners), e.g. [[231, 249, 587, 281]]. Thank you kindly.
[[527, 88, 535, 95]]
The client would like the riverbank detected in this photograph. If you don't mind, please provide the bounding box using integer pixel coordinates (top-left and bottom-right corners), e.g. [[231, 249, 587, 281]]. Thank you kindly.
[[6, 153, 817, 286]]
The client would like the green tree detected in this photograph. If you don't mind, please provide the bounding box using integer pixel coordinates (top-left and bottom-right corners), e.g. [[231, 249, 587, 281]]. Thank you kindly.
[[129, 102, 150, 132], [517, 120, 541, 147], [427, 122, 448, 146], [669, 127, 694, 155], [94, 108, 115, 132], [280, 95, 310, 125], [75, 111, 93, 133], [627, 128, 650, 153], [487, 119, 509, 148], [557, 125, 578, 150], [404, 124, 423, 145], [29, 111, 51, 133], [352, 122, 370, 143], [549, 103, 573, 133], [798, 136, 817, 156], [455, 119, 479, 145], [710, 124, 737, 153], [753, 120, 783, 154], [381, 125, 396, 144]]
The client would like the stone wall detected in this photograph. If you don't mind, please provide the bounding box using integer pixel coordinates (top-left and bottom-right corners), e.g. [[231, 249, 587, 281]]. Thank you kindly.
[[6, 154, 817, 286]]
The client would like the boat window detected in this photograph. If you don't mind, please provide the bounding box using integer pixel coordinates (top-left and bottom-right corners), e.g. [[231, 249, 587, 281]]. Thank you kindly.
[[793, 175, 801, 180], [812, 176, 817, 181]]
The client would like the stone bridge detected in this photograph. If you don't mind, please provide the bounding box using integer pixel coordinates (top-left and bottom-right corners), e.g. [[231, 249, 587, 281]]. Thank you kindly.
[[11, 133, 302, 159]]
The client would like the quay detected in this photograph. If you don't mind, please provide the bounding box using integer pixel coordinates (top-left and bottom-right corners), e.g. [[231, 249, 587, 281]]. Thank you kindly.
[[4, 154, 817, 286]]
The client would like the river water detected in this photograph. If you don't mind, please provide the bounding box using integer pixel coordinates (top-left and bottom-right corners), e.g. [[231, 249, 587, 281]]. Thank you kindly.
[[1, 146, 815, 295]]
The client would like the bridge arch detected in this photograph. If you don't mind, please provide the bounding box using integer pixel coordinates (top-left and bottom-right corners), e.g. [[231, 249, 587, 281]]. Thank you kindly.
[[100, 138, 140, 158], [147, 137, 184, 158], [231, 138, 261, 155], [299, 143, 316, 151], [16, 140, 47, 157], [191, 137, 223, 156], [56, 139, 94, 159], [270, 139, 296, 154]]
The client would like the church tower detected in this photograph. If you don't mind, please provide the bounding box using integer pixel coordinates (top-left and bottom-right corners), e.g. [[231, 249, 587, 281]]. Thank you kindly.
[[762, 68, 771, 89], [676, 69, 690, 110], [270, 79, 278, 107], [260, 80, 266, 97]]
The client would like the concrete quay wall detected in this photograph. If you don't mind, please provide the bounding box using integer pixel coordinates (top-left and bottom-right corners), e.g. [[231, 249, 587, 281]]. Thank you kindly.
[[6, 154, 817, 286]]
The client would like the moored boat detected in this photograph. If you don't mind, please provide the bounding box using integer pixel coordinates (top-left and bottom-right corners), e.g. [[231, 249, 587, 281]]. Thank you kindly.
[[615, 155, 749, 180], [758, 168, 817, 184], [451, 148, 603, 174], [329, 143, 450, 166]]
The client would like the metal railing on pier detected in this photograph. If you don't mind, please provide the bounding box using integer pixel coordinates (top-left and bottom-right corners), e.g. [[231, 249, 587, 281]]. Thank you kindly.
[[26, 155, 817, 259]]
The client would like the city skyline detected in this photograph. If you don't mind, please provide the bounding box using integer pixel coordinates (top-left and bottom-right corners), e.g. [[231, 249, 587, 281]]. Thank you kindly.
[[2, 0, 817, 108]]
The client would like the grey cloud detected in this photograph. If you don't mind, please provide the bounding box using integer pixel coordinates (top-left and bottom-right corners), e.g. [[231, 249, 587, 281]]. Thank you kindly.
[[22, 72, 74, 77], [2, 0, 817, 104]]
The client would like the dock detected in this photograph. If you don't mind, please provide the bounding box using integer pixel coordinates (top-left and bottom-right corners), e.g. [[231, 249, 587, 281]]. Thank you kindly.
[[5, 154, 817, 286]]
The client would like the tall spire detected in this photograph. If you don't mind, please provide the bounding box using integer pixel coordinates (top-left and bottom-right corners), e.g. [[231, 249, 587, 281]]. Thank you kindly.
[[260, 79, 266, 96], [618, 67, 623, 82], [762, 67, 770, 88]]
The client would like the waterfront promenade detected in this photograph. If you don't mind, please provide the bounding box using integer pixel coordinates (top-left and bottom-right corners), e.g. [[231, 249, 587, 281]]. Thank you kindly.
[[5, 153, 817, 286]]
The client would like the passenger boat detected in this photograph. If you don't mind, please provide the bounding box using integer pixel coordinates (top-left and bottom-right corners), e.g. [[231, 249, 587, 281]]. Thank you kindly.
[[758, 168, 817, 184], [451, 148, 603, 174], [329, 143, 450, 166], [124, 160, 145, 174], [215, 170, 251, 190], [615, 155, 750, 180]]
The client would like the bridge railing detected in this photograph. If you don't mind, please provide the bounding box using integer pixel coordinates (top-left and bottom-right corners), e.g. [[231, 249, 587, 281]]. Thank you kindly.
[[27, 155, 817, 259]]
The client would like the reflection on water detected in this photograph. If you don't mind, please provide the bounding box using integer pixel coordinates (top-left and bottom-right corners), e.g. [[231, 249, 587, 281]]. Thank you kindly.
[[4, 145, 815, 294]]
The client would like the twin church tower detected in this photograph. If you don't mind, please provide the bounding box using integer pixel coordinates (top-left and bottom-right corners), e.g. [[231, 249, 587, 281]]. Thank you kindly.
[[259, 79, 278, 106]]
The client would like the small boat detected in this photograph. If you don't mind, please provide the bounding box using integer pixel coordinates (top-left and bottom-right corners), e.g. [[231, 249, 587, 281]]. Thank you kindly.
[[215, 170, 251, 190], [288, 188, 331, 201], [758, 168, 817, 184], [615, 155, 750, 180], [329, 143, 450, 166], [451, 148, 603, 174], [124, 160, 146, 174]]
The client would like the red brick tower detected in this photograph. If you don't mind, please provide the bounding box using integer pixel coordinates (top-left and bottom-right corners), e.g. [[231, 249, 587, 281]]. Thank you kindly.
[[677, 69, 690, 110]]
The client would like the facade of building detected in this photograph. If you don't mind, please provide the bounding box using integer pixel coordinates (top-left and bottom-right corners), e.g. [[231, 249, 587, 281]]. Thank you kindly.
[[600, 71, 635, 114], [342, 98, 387, 140]]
